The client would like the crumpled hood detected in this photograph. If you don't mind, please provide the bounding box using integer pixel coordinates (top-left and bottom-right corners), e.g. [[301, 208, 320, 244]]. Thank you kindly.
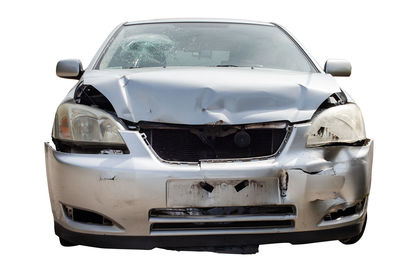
[[82, 68, 340, 124]]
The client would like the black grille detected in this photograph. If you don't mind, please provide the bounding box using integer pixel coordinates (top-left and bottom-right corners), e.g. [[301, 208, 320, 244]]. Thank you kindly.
[[140, 125, 287, 162], [149, 205, 296, 232], [150, 205, 296, 217], [151, 220, 294, 231]]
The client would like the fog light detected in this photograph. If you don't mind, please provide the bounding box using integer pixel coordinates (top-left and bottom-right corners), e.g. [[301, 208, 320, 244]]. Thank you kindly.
[[323, 199, 365, 221], [62, 204, 113, 226]]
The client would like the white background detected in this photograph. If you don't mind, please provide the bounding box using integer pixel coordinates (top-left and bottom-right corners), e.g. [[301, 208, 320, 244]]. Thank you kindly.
[[1, 0, 398, 265]]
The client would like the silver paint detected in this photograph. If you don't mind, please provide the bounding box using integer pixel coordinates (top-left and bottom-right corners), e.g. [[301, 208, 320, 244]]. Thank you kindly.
[[82, 68, 341, 124], [45, 124, 373, 236], [324, 59, 352, 77], [56, 59, 83, 79]]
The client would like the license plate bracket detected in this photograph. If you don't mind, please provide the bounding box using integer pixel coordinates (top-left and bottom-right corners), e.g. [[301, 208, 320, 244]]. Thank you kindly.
[[167, 178, 280, 207]]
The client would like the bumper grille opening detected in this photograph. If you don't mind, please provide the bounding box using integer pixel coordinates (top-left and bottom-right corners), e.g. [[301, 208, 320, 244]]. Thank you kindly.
[[62, 204, 113, 226], [151, 220, 294, 231], [150, 205, 296, 232], [139, 123, 288, 162], [150, 205, 296, 217], [323, 199, 365, 221]]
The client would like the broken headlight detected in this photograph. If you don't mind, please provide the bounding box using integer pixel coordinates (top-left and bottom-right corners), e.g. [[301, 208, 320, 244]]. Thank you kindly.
[[53, 103, 125, 144], [306, 103, 366, 147]]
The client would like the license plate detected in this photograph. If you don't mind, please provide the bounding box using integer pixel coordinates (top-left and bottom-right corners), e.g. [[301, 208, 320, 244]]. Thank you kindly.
[[167, 178, 279, 207]]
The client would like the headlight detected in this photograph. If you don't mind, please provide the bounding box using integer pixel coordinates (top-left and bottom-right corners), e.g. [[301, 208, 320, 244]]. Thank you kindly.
[[53, 103, 125, 144], [306, 103, 366, 147]]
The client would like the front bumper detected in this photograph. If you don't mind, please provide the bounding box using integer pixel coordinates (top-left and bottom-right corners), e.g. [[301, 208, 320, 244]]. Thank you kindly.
[[55, 219, 365, 249], [45, 123, 373, 247]]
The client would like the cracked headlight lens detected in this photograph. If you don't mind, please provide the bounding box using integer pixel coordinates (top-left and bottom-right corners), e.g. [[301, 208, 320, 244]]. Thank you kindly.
[[53, 103, 125, 144], [306, 103, 366, 147]]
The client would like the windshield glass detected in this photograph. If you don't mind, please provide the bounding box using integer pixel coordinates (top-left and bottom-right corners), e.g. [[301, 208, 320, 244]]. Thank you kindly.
[[96, 22, 316, 72]]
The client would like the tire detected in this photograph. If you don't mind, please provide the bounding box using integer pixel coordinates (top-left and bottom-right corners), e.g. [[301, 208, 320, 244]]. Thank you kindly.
[[59, 237, 77, 247], [339, 214, 367, 245]]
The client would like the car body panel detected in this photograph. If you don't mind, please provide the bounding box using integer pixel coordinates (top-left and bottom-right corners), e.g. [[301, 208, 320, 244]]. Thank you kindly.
[[45, 123, 373, 236], [82, 68, 339, 124]]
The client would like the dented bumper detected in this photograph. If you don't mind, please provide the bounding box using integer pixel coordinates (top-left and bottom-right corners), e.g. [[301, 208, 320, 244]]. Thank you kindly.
[[45, 122, 373, 246]]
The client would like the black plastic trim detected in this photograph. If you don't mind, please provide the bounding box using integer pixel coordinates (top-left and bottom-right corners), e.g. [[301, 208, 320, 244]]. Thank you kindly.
[[55, 220, 364, 249], [53, 139, 129, 154]]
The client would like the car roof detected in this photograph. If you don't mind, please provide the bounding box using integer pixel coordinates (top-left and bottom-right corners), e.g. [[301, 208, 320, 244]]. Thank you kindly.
[[124, 18, 275, 26]]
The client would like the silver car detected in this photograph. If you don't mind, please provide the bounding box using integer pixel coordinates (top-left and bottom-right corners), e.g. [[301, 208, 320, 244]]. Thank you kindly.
[[45, 19, 373, 254]]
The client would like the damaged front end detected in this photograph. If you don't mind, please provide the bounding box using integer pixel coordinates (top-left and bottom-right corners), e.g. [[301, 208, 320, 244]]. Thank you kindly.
[[45, 86, 372, 253], [45, 20, 372, 253]]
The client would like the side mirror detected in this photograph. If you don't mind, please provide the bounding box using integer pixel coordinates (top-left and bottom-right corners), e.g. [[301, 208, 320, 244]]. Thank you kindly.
[[324, 59, 351, 77], [56, 59, 83, 79]]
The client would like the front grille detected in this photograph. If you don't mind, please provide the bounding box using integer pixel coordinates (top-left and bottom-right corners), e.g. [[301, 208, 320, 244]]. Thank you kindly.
[[149, 205, 296, 232], [151, 220, 294, 231], [140, 123, 288, 162]]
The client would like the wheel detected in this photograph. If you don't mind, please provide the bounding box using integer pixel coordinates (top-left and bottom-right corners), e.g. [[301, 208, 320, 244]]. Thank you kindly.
[[59, 237, 77, 247], [339, 214, 367, 245]]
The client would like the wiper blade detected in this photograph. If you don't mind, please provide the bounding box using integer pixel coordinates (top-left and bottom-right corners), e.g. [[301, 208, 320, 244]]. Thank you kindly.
[[215, 64, 239, 67], [127, 65, 167, 69]]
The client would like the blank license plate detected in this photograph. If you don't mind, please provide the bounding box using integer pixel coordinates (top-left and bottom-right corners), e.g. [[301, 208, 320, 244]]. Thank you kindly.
[[167, 178, 280, 207]]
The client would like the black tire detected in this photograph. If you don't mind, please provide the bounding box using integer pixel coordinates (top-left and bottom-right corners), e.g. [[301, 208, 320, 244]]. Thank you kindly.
[[59, 237, 77, 247], [339, 214, 367, 245]]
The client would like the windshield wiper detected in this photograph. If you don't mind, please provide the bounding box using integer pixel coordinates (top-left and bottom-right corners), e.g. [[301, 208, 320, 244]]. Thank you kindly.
[[215, 64, 239, 67]]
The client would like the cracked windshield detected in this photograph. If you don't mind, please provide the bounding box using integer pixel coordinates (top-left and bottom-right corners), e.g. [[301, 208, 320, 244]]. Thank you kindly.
[[97, 22, 315, 72]]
